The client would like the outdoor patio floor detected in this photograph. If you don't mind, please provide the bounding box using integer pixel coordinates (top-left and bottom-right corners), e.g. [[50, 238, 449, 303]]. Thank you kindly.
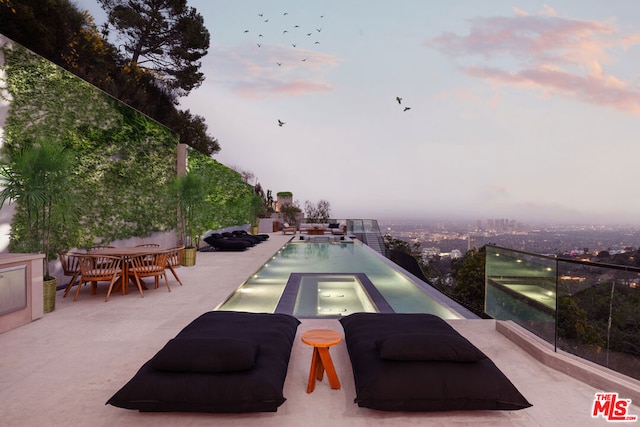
[[1, 233, 638, 426]]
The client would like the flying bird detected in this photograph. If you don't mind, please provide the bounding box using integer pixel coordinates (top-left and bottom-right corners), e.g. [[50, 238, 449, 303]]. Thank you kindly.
[[316, 27, 322, 32], [396, 96, 402, 104], [244, 30, 249, 33], [257, 43, 261, 47], [258, 13, 263, 17], [307, 33, 312, 36], [292, 43, 296, 47], [278, 119, 286, 127], [276, 62, 282, 66], [403, 107, 411, 112]]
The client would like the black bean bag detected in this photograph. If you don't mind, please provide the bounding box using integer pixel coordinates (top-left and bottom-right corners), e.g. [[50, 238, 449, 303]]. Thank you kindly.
[[221, 232, 256, 246], [203, 234, 250, 251], [106, 311, 301, 413], [233, 229, 269, 241], [339, 313, 532, 412]]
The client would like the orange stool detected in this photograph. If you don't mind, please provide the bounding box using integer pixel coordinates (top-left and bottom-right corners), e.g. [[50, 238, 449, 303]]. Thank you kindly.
[[301, 329, 342, 393]]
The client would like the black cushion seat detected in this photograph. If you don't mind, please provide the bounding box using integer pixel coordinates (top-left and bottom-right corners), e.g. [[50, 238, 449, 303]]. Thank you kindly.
[[221, 232, 256, 246], [339, 313, 532, 412], [233, 229, 269, 241], [203, 234, 250, 251], [107, 311, 301, 413]]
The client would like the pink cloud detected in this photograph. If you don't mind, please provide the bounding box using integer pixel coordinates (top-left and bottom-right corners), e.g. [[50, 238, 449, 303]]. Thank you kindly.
[[428, 8, 640, 113], [234, 78, 332, 99], [209, 43, 339, 98], [464, 65, 640, 113]]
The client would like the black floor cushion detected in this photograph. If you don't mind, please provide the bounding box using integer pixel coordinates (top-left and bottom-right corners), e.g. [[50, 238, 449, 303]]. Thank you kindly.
[[107, 311, 300, 413], [339, 312, 532, 412]]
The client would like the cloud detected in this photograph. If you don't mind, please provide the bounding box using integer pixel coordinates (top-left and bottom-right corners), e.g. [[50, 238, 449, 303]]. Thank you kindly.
[[464, 65, 640, 113], [427, 8, 640, 113], [207, 43, 340, 98]]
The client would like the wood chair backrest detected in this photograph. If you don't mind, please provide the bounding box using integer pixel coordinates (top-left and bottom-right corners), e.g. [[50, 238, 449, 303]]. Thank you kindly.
[[165, 246, 184, 268], [77, 254, 123, 281], [58, 251, 82, 275], [129, 252, 168, 273]]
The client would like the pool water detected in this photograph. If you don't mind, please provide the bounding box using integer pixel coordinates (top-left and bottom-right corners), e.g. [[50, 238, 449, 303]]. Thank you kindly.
[[216, 240, 466, 319]]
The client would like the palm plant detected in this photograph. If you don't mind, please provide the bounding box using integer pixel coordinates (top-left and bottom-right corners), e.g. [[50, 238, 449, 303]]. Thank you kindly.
[[0, 139, 77, 279]]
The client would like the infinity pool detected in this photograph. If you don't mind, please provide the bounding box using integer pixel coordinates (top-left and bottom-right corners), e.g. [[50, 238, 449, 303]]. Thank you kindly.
[[216, 240, 471, 319]]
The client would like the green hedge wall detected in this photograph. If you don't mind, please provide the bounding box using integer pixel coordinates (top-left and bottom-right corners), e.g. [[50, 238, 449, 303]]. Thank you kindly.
[[1, 39, 256, 254], [188, 150, 255, 230]]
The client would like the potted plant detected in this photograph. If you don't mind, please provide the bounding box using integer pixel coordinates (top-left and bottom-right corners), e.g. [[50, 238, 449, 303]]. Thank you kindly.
[[167, 172, 208, 266], [0, 138, 77, 312], [250, 193, 265, 235]]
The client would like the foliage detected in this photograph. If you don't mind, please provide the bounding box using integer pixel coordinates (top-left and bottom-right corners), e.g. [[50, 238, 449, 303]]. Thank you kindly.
[[97, 0, 210, 96], [167, 172, 208, 248], [304, 199, 331, 223], [168, 109, 220, 156], [557, 296, 604, 347], [249, 193, 265, 226], [187, 150, 256, 230], [565, 281, 640, 355], [450, 246, 487, 315], [280, 202, 302, 225], [0, 138, 77, 278], [0, 0, 220, 156], [383, 234, 431, 280], [276, 191, 292, 198], [383, 234, 420, 255], [2, 43, 177, 248]]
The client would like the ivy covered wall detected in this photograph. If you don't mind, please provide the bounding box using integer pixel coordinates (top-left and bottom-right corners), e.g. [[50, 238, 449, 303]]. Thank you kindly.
[[0, 35, 256, 256], [0, 36, 177, 253], [188, 150, 255, 230]]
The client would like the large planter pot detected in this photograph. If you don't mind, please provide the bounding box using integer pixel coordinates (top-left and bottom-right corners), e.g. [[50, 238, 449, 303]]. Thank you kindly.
[[43, 277, 57, 313], [181, 247, 197, 267]]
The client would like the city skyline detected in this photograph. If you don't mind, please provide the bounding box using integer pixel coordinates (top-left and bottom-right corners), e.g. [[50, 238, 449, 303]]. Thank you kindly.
[[75, 1, 640, 225]]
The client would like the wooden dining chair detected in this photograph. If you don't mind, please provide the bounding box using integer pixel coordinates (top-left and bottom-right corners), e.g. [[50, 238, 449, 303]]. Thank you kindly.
[[164, 246, 184, 286], [60, 251, 83, 298], [76, 254, 124, 302], [129, 251, 170, 294]]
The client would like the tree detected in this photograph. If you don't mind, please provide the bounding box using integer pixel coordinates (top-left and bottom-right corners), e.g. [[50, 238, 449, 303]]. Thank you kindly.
[[0, 0, 220, 157], [450, 246, 487, 315], [280, 202, 302, 225], [304, 199, 331, 223], [169, 109, 220, 155], [166, 172, 208, 248], [98, 0, 210, 97]]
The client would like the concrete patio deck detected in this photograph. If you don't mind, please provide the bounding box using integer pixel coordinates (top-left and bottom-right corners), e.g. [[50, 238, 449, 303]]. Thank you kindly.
[[1, 233, 638, 426]]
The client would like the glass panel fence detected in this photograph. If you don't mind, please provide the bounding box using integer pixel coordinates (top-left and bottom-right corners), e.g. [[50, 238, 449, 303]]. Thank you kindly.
[[556, 260, 640, 380], [486, 245, 640, 381], [485, 246, 557, 344]]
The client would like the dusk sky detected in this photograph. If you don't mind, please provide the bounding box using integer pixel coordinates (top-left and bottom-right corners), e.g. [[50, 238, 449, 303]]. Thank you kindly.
[[75, 1, 640, 225]]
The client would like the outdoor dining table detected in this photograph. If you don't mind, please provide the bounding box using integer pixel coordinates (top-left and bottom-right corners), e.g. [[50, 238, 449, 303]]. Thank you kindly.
[[89, 246, 167, 295]]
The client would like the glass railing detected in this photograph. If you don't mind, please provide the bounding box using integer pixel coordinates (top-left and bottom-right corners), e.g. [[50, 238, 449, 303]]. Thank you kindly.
[[485, 245, 640, 380], [345, 219, 381, 234]]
